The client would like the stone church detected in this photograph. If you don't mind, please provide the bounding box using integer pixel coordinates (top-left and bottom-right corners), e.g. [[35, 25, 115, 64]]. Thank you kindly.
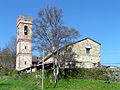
[[42, 38, 101, 69], [16, 16, 101, 71]]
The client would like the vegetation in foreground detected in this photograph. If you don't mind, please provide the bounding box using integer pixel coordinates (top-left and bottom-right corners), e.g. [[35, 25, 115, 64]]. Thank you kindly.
[[0, 77, 120, 90], [0, 68, 119, 90]]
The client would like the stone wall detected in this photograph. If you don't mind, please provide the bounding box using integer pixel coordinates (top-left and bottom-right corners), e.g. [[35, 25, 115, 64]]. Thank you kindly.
[[44, 38, 101, 68], [71, 38, 100, 68], [16, 16, 32, 71]]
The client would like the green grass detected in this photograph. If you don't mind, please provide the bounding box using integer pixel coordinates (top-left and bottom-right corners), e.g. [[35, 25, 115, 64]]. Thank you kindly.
[[0, 77, 120, 90], [0, 77, 38, 90], [49, 79, 120, 90]]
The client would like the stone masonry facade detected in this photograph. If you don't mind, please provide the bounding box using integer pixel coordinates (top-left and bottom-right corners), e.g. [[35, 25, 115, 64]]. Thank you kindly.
[[44, 38, 101, 68], [16, 16, 32, 70]]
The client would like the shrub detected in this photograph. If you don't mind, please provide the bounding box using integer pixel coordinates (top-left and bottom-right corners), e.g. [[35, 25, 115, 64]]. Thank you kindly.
[[0, 68, 9, 76], [8, 70, 18, 76], [58, 68, 109, 81]]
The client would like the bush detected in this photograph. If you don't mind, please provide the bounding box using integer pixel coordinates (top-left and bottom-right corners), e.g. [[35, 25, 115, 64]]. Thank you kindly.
[[59, 68, 109, 81], [0, 68, 9, 76], [8, 70, 18, 76], [37, 68, 110, 81], [13, 74, 21, 80]]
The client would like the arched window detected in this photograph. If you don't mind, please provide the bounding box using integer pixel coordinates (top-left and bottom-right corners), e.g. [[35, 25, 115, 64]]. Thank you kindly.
[[24, 26, 28, 35]]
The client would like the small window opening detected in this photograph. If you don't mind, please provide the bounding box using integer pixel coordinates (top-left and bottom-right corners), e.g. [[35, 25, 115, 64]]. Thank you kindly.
[[93, 63, 96, 67], [25, 61, 27, 65], [25, 46, 27, 49], [86, 48, 90, 54], [24, 26, 28, 35]]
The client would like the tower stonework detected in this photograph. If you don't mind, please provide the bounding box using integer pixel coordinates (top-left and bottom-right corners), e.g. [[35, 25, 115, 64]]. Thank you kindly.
[[16, 16, 32, 70]]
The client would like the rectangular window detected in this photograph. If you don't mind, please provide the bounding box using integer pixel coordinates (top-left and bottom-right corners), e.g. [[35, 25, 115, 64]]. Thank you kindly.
[[86, 48, 90, 54], [25, 61, 26, 65], [25, 46, 27, 49], [93, 63, 96, 67]]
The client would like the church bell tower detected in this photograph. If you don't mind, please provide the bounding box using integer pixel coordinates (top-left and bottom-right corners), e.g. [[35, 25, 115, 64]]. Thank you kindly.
[[16, 16, 32, 70]]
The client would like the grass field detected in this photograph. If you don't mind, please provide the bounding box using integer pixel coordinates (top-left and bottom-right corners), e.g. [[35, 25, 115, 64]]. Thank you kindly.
[[0, 77, 120, 90]]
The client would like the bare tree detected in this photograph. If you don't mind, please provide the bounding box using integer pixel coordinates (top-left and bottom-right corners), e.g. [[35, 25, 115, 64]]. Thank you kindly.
[[60, 46, 77, 68], [33, 5, 80, 84], [5, 36, 16, 69], [6, 36, 16, 55], [0, 48, 11, 69]]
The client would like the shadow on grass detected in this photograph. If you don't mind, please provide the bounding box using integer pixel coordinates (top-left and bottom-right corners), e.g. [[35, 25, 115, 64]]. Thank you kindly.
[[0, 83, 11, 86]]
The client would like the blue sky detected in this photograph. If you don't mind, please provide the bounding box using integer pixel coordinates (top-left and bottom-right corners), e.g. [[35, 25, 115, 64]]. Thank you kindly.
[[0, 0, 120, 66]]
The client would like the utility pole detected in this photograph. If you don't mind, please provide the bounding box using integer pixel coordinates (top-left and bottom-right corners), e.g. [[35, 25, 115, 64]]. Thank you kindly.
[[42, 49, 44, 90]]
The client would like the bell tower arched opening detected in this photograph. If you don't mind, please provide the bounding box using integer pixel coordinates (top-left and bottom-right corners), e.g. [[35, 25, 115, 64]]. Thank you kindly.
[[24, 26, 28, 35]]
